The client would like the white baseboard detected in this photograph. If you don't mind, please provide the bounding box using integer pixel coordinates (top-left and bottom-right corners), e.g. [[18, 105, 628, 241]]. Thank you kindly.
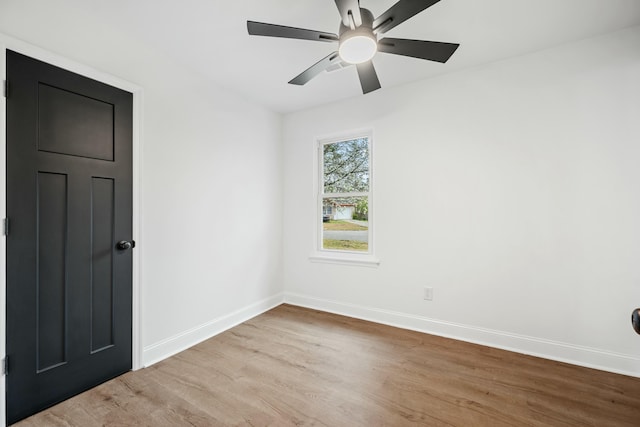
[[141, 290, 639, 377], [284, 292, 640, 378], [143, 293, 285, 367]]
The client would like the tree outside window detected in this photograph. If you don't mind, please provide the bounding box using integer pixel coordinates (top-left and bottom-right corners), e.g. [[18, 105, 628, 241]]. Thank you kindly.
[[319, 136, 371, 253]]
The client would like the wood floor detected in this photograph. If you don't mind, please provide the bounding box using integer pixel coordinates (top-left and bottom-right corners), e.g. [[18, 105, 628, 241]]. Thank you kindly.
[[14, 304, 640, 426]]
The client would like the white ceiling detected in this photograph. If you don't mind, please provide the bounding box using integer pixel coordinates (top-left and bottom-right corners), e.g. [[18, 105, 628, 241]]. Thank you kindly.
[[4, 0, 640, 113]]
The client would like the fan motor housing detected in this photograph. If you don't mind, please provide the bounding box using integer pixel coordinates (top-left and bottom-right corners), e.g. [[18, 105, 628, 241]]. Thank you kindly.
[[338, 8, 377, 64], [339, 8, 375, 37]]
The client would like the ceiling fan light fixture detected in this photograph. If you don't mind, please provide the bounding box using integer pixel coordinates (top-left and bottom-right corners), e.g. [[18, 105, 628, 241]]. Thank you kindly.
[[339, 31, 377, 64], [247, 1, 459, 94]]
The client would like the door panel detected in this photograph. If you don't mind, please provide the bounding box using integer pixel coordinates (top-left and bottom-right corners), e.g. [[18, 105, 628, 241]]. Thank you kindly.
[[91, 177, 115, 353], [6, 50, 133, 424], [36, 172, 69, 372], [37, 82, 115, 161]]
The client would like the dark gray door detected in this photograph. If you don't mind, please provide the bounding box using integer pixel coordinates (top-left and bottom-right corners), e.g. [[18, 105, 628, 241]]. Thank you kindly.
[[6, 50, 133, 424]]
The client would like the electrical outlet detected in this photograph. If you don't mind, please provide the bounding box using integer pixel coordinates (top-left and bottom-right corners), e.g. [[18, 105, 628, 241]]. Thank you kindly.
[[423, 287, 434, 301]]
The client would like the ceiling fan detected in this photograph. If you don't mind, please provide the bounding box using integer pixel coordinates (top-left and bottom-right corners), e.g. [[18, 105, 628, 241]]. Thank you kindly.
[[247, 0, 459, 94]]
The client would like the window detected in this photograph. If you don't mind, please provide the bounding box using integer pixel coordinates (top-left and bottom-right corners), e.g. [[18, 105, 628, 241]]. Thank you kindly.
[[317, 133, 372, 257]]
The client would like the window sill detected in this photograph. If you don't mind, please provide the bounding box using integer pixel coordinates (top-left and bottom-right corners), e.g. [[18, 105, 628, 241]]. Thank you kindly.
[[309, 253, 380, 268]]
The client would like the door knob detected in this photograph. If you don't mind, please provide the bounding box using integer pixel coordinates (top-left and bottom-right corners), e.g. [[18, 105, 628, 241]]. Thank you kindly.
[[116, 240, 136, 250], [633, 308, 640, 335]]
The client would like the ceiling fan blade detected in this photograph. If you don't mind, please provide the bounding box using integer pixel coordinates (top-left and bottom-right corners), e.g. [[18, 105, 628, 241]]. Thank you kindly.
[[289, 52, 340, 86], [378, 38, 459, 63], [247, 21, 338, 42], [373, 0, 441, 34], [356, 61, 381, 94], [335, 0, 362, 28]]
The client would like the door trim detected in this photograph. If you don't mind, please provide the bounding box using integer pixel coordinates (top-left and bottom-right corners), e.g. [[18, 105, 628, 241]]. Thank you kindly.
[[0, 33, 143, 426]]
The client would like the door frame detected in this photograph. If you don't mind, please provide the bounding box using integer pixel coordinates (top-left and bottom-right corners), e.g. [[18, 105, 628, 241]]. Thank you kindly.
[[0, 33, 143, 426]]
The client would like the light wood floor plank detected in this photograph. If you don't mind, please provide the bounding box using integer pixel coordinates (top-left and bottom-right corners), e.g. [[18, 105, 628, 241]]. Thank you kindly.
[[14, 304, 640, 426]]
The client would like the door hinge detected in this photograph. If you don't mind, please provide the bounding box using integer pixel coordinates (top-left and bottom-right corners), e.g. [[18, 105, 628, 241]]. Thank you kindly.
[[2, 80, 6, 98], [2, 218, 8, 236], [2, 357, 8, 376]]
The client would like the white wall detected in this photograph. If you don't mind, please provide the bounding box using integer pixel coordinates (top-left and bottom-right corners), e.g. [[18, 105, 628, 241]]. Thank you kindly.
[[283, 26, 640, 376], [0, 1, 284, 367], [139, 63, 284, 363]]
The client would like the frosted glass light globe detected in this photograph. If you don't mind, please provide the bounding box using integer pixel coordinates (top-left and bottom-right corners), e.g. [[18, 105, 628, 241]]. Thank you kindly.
[[339, 33, 377, 64]]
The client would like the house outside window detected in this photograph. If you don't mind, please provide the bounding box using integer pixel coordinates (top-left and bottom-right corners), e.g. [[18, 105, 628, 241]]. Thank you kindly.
[[318, 133, 372, 255]]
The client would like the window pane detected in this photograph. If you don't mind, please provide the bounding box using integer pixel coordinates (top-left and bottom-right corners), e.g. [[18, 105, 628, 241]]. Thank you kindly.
[[322, 196, 368, 252], [323, 138, 369, 193]]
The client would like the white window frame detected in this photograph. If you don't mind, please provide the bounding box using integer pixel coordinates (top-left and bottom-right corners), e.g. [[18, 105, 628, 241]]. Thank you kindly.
[[310, 130, 379, 267]]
